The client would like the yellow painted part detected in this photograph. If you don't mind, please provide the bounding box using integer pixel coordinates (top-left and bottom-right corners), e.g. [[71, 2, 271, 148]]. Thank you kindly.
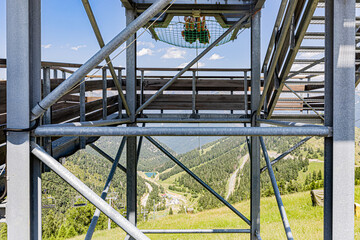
[[355, 203, 360, 217]]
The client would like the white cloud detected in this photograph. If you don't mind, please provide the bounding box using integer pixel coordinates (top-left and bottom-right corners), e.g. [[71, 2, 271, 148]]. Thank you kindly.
[[137, 48, 154, 57], [177, 62, 205, 68], [298, 52, 323, 58], [197, 62, 206, 67], [161, 47, 186, 59], [209, 53, 224, 60], [41, 44, 52, 49], [137, 41, 155, 48], [71, 45, 87, 51]]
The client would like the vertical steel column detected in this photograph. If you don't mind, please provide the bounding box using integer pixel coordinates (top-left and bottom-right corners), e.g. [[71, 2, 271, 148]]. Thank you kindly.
[[43, 68, 52, 153], [250, 10, 261, 240], [324, 1, 355, 239], [62, 70, 66, 79], [137, 60, 145, 163], [126, 8, 137, 123], [118, 69, 123, 118], [29, 0, 42, 238], [6, 0, 31, 238], [263, 66, 268, 114], [140, 70, 144, 110], [192, 71, 196, 115], [307, 77, 310, 114], [230, 77, 234, 114], [53, 69, 58, 79], [102, 68, 108, 120], [244, 71, 248, 115], [126, 135, 137, 240], [80, 78, 86, 149], [125, 8, 138, 240]]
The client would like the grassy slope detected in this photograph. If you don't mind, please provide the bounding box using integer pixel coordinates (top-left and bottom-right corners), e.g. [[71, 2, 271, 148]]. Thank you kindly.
[[69, 186, 360, 240], [356, 128, 360, 166], [297, 161, 324, 183]]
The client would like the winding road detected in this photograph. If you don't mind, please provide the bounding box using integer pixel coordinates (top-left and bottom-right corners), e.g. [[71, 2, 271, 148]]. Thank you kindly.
[[226, 154, 249, 200], [141, 182, 153, 207]]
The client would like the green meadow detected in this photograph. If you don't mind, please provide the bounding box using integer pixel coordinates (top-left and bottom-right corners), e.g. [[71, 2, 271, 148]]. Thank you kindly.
[[70, 186, 360, 240]]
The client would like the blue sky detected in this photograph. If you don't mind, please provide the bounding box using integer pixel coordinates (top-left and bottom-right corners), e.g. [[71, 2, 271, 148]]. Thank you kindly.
[[0, 0, 284, 78]]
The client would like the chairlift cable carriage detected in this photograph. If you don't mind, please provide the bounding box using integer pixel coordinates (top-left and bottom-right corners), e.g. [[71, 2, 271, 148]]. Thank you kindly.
[[42, 195, 56, 209], [72, 195, 87, 208]]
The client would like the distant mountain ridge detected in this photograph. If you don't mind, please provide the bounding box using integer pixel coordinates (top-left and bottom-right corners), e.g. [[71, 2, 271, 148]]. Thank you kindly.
[[88, 136, 177, 172], [156, 136, 221, 154]]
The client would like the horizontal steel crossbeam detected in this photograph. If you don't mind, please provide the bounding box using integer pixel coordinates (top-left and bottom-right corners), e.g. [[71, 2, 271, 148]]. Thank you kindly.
[[33, 126, 333, 137], [140, 229, 251, 234]]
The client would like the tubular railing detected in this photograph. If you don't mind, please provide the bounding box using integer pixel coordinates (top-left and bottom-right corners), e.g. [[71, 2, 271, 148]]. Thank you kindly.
[[136, 67, 252, 114]]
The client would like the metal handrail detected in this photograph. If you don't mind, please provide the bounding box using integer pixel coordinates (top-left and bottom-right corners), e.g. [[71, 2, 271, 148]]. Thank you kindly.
[[0, 58, 124, 70]]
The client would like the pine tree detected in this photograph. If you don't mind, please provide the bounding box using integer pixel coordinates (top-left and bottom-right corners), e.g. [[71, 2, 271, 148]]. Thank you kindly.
[[66, 226, 77, 238], [304, 174, 309, 185], [169, 207, 173, 215], [317, 170, 322, 180], [312, 170, 317, 181], [56, 225, 67, 239]]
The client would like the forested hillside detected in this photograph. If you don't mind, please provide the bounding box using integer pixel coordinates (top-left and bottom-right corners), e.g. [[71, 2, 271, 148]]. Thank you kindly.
[[40, 148, 148, 239], [159, 133, 360, 211], [156, 136, 221, 154], [158, 137, 247, 179], [92, 136, 176, 172]]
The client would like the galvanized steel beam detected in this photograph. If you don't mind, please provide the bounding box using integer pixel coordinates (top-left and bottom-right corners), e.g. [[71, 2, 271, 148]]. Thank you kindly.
[[29, 0, 42, 238], [141, 229, 251, 234], [250, 9, 261, 240], [260, 137, 293, 240], [260, 136, 312, 173], [262, 0, 287, 71], [89, 143, 127, 173], [45, 118, 131, 128], [33, 126, 333, 137], [6, 0, 32, 238], [126, 8, 138, 240], [43, 67, 52, 153], [126, 135, 137, 240], [257, 119, 322, 128], [324, 0, 355, 239], [257, 0, 298, 115], [266, 0, 320, 118], [80, 78, 86, 148], [136, 118, 251, 123]]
